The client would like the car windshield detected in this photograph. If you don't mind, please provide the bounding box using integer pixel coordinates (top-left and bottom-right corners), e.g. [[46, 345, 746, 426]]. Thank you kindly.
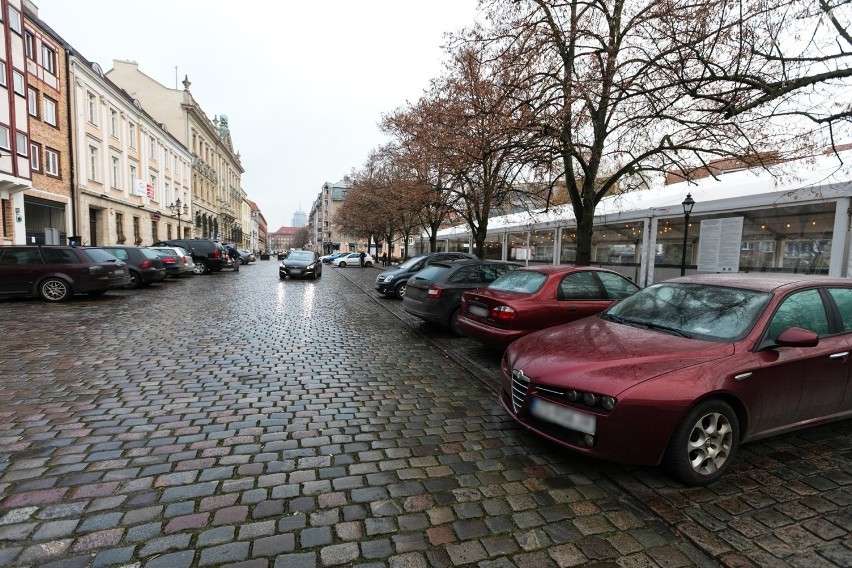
[[141, 248, 162, 260], [604, 282, 772, 342], [397, 256, 426, 270], [288, 251, 314, 261], [487, 270, 547, 293]]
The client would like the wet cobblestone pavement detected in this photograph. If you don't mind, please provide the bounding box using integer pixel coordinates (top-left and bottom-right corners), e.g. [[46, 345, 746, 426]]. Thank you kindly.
[[0, 261, 849, 567]]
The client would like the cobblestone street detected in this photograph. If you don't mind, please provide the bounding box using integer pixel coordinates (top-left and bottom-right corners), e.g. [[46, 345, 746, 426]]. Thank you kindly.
[[0, 262, 849, 568]]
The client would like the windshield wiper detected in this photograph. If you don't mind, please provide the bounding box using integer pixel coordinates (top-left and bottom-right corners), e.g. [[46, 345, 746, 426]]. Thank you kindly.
[[640, 321, 693, 338]]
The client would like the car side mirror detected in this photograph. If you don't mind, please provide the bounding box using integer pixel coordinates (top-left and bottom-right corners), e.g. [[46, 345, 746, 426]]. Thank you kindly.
[[774, 327, 819, 348]]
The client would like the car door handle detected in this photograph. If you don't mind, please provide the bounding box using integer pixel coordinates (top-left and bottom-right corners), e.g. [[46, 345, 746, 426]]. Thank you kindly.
[[829, 352, 849, 360]]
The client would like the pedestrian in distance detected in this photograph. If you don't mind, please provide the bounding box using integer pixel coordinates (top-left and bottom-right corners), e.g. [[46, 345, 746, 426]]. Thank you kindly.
[[359, 251, 366, 267], [381, 252, 387, 267]]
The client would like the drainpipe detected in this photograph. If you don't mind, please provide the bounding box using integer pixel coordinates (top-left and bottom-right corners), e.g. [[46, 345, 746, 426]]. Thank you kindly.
[[64, 47, 78, 239]]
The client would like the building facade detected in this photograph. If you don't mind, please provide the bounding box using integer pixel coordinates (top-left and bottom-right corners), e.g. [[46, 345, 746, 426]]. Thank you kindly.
[[309, 179, 357, 255], [67, 52, 192, 247], [21, 4, 72, 246], [106, 60, 248, 247], [0, 0, 34, 245], [269, 226, 297, 253], [249, 199, 267, 253]]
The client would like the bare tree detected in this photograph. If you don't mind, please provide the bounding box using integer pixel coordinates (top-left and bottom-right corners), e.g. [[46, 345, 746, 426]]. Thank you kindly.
[[476, 0, 851, 265]]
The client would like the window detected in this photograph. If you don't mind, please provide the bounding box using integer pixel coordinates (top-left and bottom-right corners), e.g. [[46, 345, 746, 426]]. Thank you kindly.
[[768, 289, 830, 340], [24, 31, 34, 59], [115, 212, 125, 243], [27, 88, 37, 117], [87, 92, 97, 124], [0, 126, 10, 151], [110, 155, 120, 188], [45, 148, 59, 176], [0, 61, 5, 87], [597, 271, 640, 299], [558, 272, 604, 300], [8, 6, 21, 34], [109, 108, 118, 138], [30, 142, 40, 171], [41, 44, 56, 75], [13, 71, 24, 96], [128, 123, 136, 148], [151, 220, 158, 243], [43, 97, 57, 126], [149, 136, 157, 160], [15, 132, 27, 157], [133, 216, 141, 245], [88, 144, 100, 181], [129, 163, 137, 183]]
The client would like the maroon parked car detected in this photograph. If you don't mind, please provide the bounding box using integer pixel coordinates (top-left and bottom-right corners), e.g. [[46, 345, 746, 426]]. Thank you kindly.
[[500, 273, 852, 486], [457, 265, 640, 349]]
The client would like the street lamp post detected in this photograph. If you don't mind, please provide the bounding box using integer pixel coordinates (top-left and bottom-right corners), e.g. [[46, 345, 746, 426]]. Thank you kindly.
[[168, 199, 189, 239], [680, 193, 695, 276]]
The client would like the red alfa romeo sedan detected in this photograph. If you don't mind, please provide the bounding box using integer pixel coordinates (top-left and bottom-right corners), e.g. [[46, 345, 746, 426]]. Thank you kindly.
[[500, 273, 852, 485], [457, 265, 640, 349]]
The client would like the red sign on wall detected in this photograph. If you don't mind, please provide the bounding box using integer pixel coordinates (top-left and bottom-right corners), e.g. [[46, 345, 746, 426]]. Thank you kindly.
[[146, 183, 154, 199]]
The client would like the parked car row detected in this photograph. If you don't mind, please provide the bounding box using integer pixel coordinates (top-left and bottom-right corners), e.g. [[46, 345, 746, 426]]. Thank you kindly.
[[0, 240, 253, 302], [381, 252, 852, 486]]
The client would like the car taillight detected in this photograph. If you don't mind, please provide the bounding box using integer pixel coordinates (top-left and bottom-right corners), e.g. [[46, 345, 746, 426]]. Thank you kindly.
[[181, 258, 187, 265], [490, 305, 517, 320], [140, 260, 153, 269], [162, 257, 176, 264], [427, 286, 443, 299], [214, 249, 221, 259]]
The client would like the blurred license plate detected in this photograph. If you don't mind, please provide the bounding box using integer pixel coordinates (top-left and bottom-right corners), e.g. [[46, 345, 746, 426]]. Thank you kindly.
[[290, 269, 302, 274], [114, 269, 126, 275], [469, 305, 489, 317], [529, 397, 596, 435]]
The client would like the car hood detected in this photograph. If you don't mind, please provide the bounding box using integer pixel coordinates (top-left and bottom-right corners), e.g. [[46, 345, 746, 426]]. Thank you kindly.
[[378, 267, 408, 278], [506, 316, 735, 396]]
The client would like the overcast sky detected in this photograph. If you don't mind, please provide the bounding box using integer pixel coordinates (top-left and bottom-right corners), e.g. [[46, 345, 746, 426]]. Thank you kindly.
[[33, 0, 481, 231]]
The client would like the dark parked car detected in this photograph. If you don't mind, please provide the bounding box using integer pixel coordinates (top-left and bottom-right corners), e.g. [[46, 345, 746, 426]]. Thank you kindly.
[[0, 245, 130, 302], [100, 246, 167, 288], [375, 252, 477, 299], [279, 250, 322, 279], [500, 273, 852, 486], [152, 239, 227, 274], [457, 265, 640, 350], [150, 248, 183, 278], [403, 259, 521, 334]]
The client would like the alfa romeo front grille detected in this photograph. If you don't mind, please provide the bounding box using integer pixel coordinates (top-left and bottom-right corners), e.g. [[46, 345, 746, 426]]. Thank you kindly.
[[511, 369, 530, 414]]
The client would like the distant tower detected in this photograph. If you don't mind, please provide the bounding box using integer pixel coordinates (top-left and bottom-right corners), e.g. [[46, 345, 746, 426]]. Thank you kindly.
[[292, 209, 307, 228]]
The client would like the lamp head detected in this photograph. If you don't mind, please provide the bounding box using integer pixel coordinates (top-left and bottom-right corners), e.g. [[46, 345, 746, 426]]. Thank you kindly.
[[682, 193, 695, 215]]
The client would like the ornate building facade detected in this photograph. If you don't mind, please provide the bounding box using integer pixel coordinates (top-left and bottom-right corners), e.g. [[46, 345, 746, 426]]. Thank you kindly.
[[106, 60, 248, 246]]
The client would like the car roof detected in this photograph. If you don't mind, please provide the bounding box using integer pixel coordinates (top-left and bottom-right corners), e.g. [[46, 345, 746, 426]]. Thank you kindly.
[[663, 273, 852, 292]]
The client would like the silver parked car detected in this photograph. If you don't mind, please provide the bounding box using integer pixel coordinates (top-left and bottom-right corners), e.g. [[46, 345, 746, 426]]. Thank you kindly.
[[149, 246, 195, 277]]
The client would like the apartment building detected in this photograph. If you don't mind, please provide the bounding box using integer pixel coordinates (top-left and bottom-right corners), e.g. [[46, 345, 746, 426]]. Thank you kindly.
[[67, 51, 192, 247], [0, 0, 33, 245], [249, 199, 267, 253], [309, 179, 355, 255], [106, 60, 249, 247], [19, 4, 71, 245]]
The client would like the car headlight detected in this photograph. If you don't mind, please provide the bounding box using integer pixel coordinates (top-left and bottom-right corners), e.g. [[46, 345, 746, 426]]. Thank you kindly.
[[382, 275, 394, 283]]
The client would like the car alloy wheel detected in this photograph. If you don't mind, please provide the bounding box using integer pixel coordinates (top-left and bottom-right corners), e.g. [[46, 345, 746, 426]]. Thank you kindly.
[[395, 283, 406, 299], [664, 399, 739, 486], [338, 262, 347, 267], [193, 260, 208, 275], [127, 271, 142, 289], [39, 278, 72, 302]]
